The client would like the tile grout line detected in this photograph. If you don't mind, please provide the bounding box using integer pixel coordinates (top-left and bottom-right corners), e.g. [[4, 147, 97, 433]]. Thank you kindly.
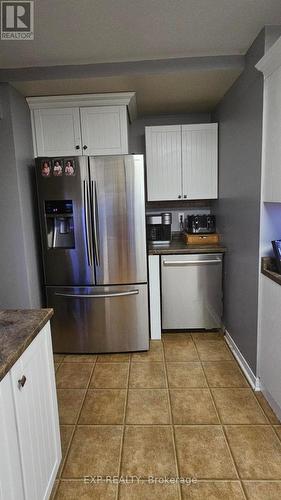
[[272, 425, 281, 443], [54, 340, 281, 495], [69, 421, 276, 427], [251, 391, 279, 427], [55, 358, 97, 492], [116, 355, 131, 500], [219, 340, 281, 458], [55, 474, 259, 481], [50, 479, 59, 500], [56, 425, 76, 479], [162, 340, 183, 500], [194, 339, 248, 500]]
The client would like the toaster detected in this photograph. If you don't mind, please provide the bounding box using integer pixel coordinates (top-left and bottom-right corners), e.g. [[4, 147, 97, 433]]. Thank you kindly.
[[186, 214, 216, 234]]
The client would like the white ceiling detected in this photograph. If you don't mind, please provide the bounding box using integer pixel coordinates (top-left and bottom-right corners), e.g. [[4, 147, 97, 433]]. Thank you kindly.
[[2, 0, 281, 114], [1, 0, 281, 68], [11, 68, 241, 114]]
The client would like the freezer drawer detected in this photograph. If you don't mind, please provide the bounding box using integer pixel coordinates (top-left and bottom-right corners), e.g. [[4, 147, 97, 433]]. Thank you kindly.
[[47, 284, 149, 353], [161, 254, 223, 330]]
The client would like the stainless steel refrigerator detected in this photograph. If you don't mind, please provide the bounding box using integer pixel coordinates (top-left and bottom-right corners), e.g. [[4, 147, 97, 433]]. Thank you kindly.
[[36, 155, 149, 353]]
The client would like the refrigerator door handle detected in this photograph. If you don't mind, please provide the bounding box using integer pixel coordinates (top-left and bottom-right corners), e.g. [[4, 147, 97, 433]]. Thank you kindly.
[[55, 290, 139, 298], [91, 180, 100, 266], [83, 179, 93, 266]]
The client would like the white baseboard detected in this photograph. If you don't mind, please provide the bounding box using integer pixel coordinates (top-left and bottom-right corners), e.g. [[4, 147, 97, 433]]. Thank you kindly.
[[224, 329, 260, 391]]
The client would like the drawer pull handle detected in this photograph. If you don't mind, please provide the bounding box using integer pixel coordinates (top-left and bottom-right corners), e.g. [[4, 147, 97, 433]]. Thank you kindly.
[[18, 375, 27, 389]]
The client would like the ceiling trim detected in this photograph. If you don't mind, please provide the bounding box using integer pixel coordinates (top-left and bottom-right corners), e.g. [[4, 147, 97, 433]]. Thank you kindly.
[[0, 55, 245, 82], [26, 92, 137, 122]]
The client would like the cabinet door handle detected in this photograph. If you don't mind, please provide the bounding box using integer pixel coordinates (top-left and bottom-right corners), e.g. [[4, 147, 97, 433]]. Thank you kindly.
[[83, 145, 88, 150], [183, 195, 187, 198], [178, 195, 182, 199], [18, 375, 27, 389], [75, 145, 80, 150]]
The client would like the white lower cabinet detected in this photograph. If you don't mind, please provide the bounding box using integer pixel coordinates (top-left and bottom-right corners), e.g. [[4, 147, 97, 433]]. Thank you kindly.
[[148, 255, 162, 340], [258, 275, 281, 417], [0, 372, 25, 500], [0, 322, 61, 500]]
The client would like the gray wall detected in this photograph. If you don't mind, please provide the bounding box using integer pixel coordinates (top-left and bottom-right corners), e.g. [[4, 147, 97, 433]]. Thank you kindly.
[[146, 206, 211, 232], [0, 83, 42, 308], [212, 32, 265, 373], [264, 25, 281, 52], [129, 112, 211, 154]]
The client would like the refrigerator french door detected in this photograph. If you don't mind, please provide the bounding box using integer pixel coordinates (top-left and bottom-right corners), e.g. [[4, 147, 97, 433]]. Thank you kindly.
[[36, 155, 149, 353]]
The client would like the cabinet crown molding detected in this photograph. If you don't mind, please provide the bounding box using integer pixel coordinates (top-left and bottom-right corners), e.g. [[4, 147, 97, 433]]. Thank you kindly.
[[26, 91, 137, 122], [256, 35, 281, 78]]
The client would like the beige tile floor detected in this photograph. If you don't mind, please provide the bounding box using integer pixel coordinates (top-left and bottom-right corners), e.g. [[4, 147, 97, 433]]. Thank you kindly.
[[51, 333, 281, 499]]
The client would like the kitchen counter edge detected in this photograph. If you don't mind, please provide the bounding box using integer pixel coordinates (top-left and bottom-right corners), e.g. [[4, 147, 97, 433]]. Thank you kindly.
[[148, 243, 226, 255], [0, 308, 53, 383], [261, 256, 281, 286]]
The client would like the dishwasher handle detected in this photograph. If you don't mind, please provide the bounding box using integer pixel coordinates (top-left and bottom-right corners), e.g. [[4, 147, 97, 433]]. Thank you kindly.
[[163, 258, 222, 266]]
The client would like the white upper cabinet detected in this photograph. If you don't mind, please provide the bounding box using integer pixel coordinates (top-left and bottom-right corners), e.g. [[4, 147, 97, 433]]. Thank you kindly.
[[256, 37, 281, 202], [145, 123, 218, 201], [27, 93, 136, 158], [262, 66, 281, 201], [33, 107, 81, 157], [145, 125, 182, 201], [80, 105, 128, 155], [182, 123, 218, 200]]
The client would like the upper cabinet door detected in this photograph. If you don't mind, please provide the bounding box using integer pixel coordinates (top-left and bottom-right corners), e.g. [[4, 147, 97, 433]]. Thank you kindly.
[[182, 123, 218, 200], [33, 107, 81, 157], [80, 105, 128, 155], [263, 66, 281, 201], [145, 125, 182, 201]]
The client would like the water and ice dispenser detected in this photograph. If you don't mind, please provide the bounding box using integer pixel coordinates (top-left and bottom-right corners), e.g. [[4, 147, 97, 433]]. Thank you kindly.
[[45, 200, 75, 249]]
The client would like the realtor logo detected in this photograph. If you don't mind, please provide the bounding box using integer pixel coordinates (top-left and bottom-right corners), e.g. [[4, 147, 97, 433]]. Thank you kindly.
[[1, 1, 34, 39]]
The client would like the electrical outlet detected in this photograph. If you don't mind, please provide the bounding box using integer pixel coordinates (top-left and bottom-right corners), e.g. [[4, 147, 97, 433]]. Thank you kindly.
[[178, 212, 184, 225]]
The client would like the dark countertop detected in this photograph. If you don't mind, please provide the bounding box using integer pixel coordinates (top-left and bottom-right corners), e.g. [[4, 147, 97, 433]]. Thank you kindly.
[[148, 236, 226, 255], [261, 256, 281, 286], [0, 309, 53, 383]]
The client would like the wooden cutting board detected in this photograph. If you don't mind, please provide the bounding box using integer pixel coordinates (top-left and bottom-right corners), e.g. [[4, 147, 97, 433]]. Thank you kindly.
[[184, 233, 220, 245]]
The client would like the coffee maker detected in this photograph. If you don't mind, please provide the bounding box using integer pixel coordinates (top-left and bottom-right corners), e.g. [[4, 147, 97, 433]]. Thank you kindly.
[[146, 213, 172, 245]]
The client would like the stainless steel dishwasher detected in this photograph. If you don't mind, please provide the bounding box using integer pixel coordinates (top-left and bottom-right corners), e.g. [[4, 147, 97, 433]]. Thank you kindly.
[[161, 253, 223, 329]]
